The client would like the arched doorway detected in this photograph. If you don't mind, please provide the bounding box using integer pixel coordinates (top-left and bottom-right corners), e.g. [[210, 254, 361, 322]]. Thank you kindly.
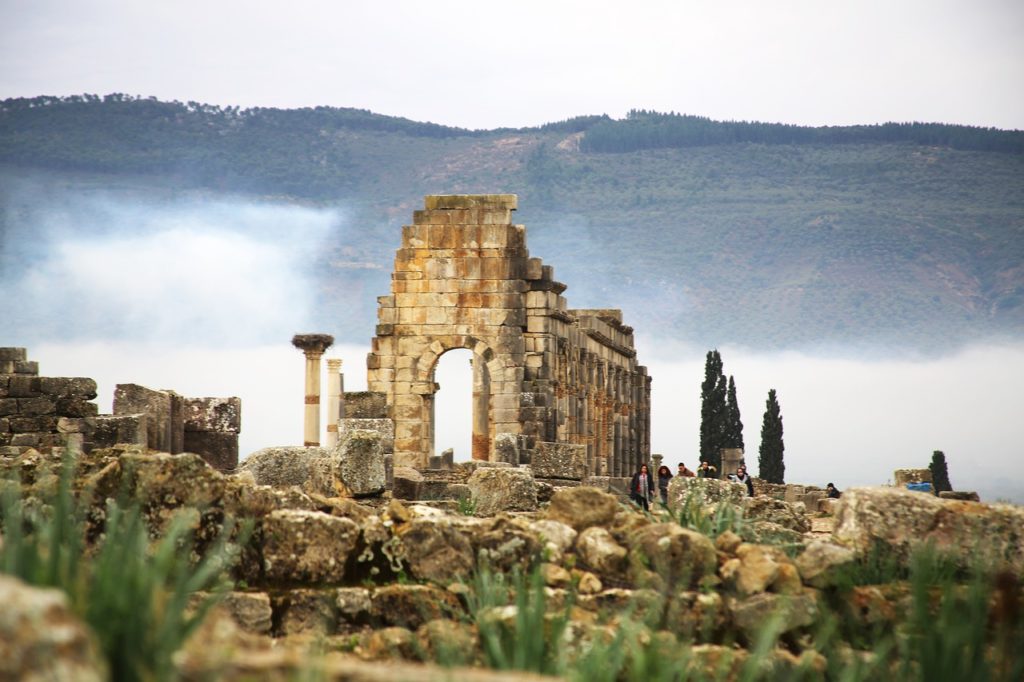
[[430, 347, 490, 462]]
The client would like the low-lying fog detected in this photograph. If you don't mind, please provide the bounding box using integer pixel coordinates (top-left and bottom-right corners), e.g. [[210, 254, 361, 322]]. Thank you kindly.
[[5, 186, 1022, 503]]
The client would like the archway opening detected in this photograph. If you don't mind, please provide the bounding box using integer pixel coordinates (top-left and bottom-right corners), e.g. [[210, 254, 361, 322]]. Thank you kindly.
[[433, 348, 475, 463]]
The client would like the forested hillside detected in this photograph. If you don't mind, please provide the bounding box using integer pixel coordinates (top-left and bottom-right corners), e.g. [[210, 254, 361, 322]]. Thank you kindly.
[[3, 95, 1023, 351]]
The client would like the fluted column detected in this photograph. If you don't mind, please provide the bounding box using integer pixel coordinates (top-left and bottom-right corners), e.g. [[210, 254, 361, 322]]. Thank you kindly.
[[292, 333, 334, 447]]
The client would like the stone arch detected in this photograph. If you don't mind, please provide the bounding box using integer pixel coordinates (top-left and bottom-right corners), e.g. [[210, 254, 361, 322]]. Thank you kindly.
[[416, 337, 496, 462], [364, 194, 651, 474]]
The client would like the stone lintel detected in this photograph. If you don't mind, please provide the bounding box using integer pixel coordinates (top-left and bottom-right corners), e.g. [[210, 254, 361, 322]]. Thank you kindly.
[[424, 194, 518, 211], [291, 333, 335, 354]]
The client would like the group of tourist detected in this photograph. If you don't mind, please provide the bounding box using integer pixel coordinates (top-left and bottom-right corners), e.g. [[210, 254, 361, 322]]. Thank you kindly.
[[628, 459, 755, 510]]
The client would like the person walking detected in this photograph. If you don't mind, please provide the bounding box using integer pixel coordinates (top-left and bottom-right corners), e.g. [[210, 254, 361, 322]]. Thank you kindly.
[[677, 462, 696, 478], [735, 465, 754, 497], [630, 464, 654, 511], [656, 465, 674, 505]]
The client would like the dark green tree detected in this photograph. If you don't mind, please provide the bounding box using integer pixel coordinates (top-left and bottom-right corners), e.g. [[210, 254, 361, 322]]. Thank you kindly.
[[929, 450, 952, 493], [724, 375, 744, 450], [758, 389, 785, 483], [699, 350, 727, 470]]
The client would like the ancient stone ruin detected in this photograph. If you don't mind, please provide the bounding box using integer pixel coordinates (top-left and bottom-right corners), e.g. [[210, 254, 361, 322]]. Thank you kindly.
[[0, 347, 241, 471], [357, 194, 652, 480]]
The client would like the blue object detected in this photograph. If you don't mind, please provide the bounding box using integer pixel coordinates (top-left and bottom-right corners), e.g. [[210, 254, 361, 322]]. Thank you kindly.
[[906, 482, 932, 493]]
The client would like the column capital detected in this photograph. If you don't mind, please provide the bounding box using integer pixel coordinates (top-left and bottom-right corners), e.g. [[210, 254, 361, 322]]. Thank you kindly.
[[326, 358, 343, 372]]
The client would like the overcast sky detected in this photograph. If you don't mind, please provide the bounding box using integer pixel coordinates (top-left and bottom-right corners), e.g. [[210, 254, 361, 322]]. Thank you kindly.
[[2, 0, 1022, 130]]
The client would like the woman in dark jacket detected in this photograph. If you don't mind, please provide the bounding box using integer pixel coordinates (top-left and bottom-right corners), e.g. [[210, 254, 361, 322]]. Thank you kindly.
[[735, 465, 754, 497], [630, 464, 655, 511], [656, 465, 673, 505]]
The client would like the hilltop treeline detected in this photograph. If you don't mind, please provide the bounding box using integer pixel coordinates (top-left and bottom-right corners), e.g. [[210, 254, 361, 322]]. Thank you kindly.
[[579, 110, 1024, 154], [0, 95, 481, 196]]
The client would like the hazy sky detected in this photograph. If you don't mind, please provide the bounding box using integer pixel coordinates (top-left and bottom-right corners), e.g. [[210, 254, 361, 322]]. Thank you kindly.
[[2, 0, 1023, 130]]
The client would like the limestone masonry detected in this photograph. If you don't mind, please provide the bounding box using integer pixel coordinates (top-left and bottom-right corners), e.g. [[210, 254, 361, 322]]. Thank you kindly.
[[361, 194, 652, 474], [0, 347, 240, 471]]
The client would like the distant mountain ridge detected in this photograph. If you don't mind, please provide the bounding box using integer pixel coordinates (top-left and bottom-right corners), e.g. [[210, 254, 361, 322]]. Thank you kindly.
[[2, 94, 1023, 351]]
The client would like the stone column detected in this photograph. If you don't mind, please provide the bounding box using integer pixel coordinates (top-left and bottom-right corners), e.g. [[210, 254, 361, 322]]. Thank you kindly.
[[720, 448, 745, 480], [292, 334, 334, 447], [325, 358, 343, 448]]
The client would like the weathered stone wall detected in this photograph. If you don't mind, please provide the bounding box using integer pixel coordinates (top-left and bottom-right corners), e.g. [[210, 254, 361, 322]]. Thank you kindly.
[[0, 348, 240, 470], [0, 347, 97, 453], [366, 195, 651, 473]]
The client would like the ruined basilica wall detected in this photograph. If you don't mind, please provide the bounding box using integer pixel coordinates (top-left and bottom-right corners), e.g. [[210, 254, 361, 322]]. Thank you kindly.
[[367, 195, 650, 473]]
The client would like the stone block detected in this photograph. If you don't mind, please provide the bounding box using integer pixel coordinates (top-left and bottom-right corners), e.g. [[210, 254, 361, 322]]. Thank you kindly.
[[261, 510, 360, 584], [834, 486, 1024, 572], [336, 429, 385, 497], [338, 418, 394, 454], [114, 384, 174, 452], [11, 416, 58, 433], [370, 584, 464, 629], [54, 398, 98, 418], [220, 591, 272, 634], [938, 490, 980, 502], [9, 434, 40, 447], [531, 441, 587, 480], [343, 391, 388, 419], [169, 393, 185, 454], [183, 397, 241, 433], [667, 476, 747, 511], [335, 587, 372, 633], [783, 485, 806, 504], [0, 574, 107, 682], [13, 361, 38, 375], [392, 466, 423, 500], [184, 431, 238, 472], [0, 348, 27, 362], [492, 432, 523, 465], [0, 398, 18, 416], [38, 377, 97, 399], [467, 467, 538, 514], [7, 376, 39, 398], [240, 446, 327, 489], [90, 414, 147, 449], [893, 468, 932, 487], [424, 194, 517, 211], [273, 588, 338, 635], [56, 417, 94, 434]]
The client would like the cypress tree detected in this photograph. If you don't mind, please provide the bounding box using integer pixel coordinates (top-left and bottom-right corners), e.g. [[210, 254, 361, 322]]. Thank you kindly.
[[929, 450, 952, 493], [699, 350, 727, 471], [725, 375, 744, 450], [758, 389, 785, 483]]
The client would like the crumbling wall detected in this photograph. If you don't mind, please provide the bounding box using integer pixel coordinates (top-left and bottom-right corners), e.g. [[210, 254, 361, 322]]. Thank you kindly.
[[366, 194, 651, 474], [0, 348, 97, 453], [0, 347, 240, 471]]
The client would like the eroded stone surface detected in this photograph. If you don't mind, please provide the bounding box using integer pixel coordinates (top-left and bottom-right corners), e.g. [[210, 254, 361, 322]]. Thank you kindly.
[[467, 467, 538, 514], [833, 486, 1024, 571], [667, 476, 747, 511], [544, 486, 620, 531], [0, 575, 106, 682], [261, 510, 360, 583], [336, 429, 385, 497]]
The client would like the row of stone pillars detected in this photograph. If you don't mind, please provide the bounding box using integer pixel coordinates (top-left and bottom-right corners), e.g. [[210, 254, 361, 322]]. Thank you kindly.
[[291, 334, 345, 448]]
